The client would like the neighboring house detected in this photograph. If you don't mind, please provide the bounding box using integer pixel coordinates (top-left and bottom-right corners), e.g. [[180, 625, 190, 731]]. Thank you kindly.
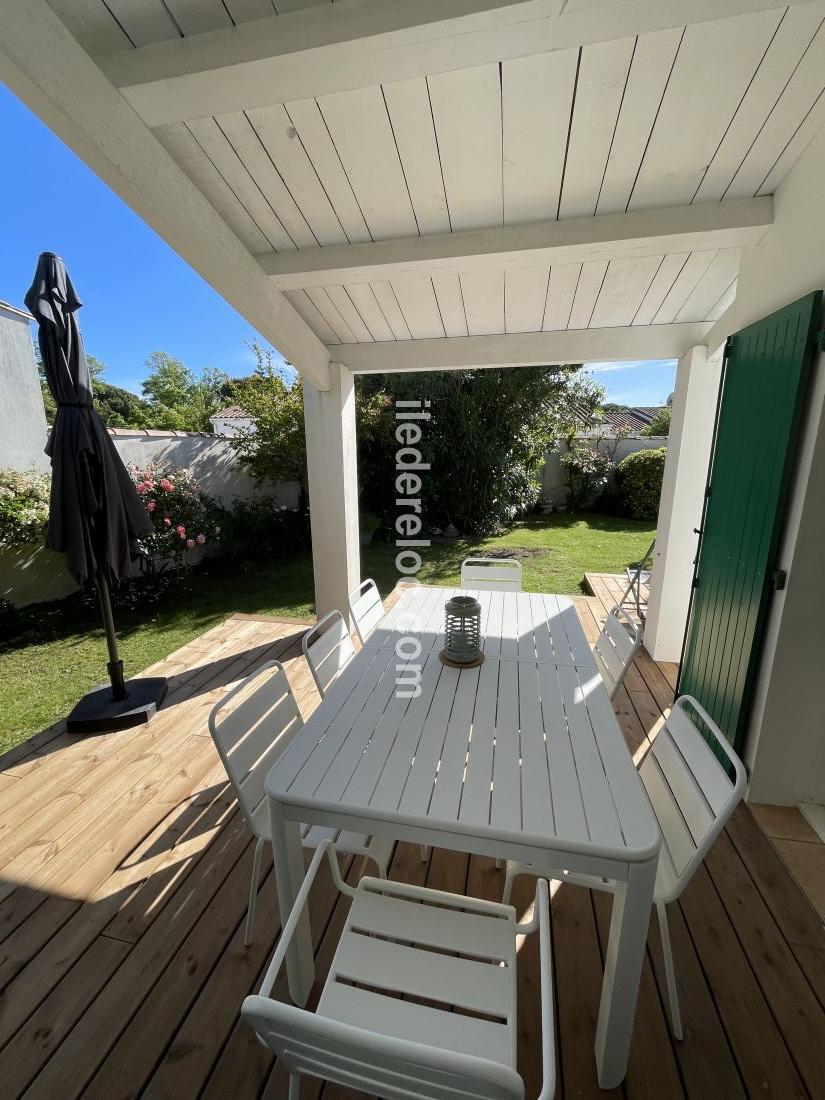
[[210, 405, 255, 437], [583, 405, 669, 437]]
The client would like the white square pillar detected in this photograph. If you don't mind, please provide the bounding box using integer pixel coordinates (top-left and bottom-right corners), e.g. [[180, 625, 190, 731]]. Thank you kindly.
[[645, 345, 722, 662], [303, 362, 360, 619]]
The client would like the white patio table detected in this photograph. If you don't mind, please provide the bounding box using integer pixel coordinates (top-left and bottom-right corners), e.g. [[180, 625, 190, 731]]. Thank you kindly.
[[266, 585, 660, 1088]]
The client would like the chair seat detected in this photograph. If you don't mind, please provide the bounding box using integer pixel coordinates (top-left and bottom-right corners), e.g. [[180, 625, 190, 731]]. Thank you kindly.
[[249, 799, 395, 868], [317, 880, 520, 1070]]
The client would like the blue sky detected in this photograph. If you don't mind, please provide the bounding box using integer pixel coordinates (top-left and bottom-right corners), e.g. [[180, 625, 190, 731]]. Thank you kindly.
[[0, 84, 675, 406]]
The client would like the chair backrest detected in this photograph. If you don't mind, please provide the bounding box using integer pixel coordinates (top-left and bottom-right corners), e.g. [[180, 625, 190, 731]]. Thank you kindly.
[[302, 610, 356, 698], [593, 605, 642, 699], [461, 558, 522, 593], [348, 578, 384, 644], [207, 661, 303, 833], [638, 695, 747, 902], [241, 996, 524, 1100]]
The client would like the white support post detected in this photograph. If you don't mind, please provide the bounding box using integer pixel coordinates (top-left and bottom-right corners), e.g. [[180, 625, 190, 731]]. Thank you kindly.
[[645, 345, 722, 662], [304, 362, 361, 620]]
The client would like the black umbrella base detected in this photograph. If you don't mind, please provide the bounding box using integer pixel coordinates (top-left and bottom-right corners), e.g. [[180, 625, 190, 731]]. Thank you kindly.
[[66, 677, 168, 734]]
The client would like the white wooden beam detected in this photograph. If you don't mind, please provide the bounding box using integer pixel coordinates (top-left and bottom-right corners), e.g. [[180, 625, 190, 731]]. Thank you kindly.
[[99, 0, 807, 128], [0, 0, 331, 391], [334, 324, 712, 373], [260, 199, 771, 289]]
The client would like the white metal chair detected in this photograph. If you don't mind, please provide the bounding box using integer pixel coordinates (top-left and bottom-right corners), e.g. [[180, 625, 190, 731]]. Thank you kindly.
[[348, 578, 384, 644], [593, 604, 642, 699], [502, 695, 747, 1040], [208, 662, 394, 945], [302, 609, 356, 698], [242, 839, 556, 1100], [461, 557, 523, 592]]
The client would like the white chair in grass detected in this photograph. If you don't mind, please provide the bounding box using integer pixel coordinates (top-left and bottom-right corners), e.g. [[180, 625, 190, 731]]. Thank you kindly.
[[242, 839, 556, 1100], [593, 604, 643, 699], [502, 695, 747, 1039], [460, 557, 522, 592], [302, 610, 356, 698], [207, 662, 394, 945], [348, 578, 384, 644]]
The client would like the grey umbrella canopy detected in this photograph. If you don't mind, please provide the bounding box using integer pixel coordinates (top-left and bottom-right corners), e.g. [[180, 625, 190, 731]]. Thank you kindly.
[[24, 253, 166, 731], [24, 252, 152, 585]]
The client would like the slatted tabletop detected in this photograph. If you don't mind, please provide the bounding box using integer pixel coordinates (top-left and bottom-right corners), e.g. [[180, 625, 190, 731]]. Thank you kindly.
[[365, 584, 597, 667]]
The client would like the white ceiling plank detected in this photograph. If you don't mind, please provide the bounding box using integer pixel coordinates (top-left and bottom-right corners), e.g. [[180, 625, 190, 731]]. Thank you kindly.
[[588, 255, 663, 328], [284, 98, 371, 244], [4, 0, 329, 388], [558, 37, 636, 219], [157, 121, 272, 254], [501, 49, 578, 225], [226, 0, 278, 21], [568, 260, 608, 328], [306, 286, 357, 343], [332, 323, 714, 373], [346, 283, 396, 341], [596, 27, 683, 214], [428, 63, 503, 231], [274, 0, 329, 12], [391, 276, 446, 339], [460, 270, 505, 335], [164, 0, 232, 37], [371, 281, 412, 340], [186, 116, 296, 251], [653, 251, 717, 324], [707, 280, 738, 321], [725, 20, 825, 198], [261, 197, 772, 288], [505, 268, 550, 333], [318, 86, 418, 240], [324, 285, 374, 342], [632, 253, 688, 325], [675, 249, 741, 322], [103, 0, 180, 47], [543, 263, 582, 331], [694, 7, 825, 202], [245, 103, 349, 246], [758, 84, 825, 194], [432, 274, 468, 337], [104, 0, 818, 127], [284, 288, 341, 344], [216, 110, 318, 247], [48, 0, 133, 53], [629, 8, 786, 210], [382, 77, 451, 235]]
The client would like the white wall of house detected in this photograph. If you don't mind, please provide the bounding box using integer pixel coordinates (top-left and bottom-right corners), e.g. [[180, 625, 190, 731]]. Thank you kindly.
[[541, 434, 667, 506], [645, 347, 723, 662], [0, 301, 49, 475], [704, 121, 825, 807], [210, 414, 255, 437]]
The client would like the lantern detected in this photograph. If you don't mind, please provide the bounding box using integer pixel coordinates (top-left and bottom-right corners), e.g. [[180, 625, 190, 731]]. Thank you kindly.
[[441, 595, 483, 667]]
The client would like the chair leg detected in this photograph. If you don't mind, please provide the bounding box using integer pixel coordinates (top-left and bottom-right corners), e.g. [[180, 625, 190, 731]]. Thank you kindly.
[[657, 900, 683, 1040], [289, 1072, 301, 1099], [244, 836, 265, 947], [502, 861, 522, 905]]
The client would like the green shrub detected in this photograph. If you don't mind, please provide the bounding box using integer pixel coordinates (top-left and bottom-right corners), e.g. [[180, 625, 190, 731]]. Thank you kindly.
[[558, 442, 613, 511], [127, 463, 224, 573], [224, 496, 310, 561], [615, 448, 667, 519], [0, 469, 50, 548]]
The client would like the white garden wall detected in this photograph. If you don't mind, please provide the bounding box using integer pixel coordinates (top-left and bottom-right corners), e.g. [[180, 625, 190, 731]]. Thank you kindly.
[[541, 434, 667, 506]]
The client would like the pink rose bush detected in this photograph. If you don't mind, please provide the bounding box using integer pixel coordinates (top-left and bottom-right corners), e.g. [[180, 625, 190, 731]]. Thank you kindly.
[[129, 462, 223, 575]]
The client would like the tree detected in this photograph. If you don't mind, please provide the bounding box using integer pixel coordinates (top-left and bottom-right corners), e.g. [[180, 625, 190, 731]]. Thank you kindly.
[[642, 406, 671, 436], [141, 351, 230, 432], [93, 381, 153, 428]]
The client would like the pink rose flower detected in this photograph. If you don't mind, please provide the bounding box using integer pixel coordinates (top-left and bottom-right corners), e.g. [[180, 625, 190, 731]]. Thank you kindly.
[[186, 538, 196, 549], [164, 516, 171, 526], [176, 525, 186, 538], [135, 483, 146, 494], [147, 500, 156, 512], [160, 478, 174, 492], [196, 533, 206, 545]]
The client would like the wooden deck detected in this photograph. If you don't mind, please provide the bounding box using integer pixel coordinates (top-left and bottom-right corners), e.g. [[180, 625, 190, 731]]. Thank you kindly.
[[1, 586, 824, 1099], [585, 572, 650, 620]]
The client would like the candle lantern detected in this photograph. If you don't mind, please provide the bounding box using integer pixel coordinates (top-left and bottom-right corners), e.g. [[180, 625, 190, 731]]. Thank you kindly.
[[441, 595, 484, 667]]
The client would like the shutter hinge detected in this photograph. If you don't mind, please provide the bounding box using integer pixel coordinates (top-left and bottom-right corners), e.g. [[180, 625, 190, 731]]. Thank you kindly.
[[771, 569, 787, 591], [704, 484, 712, 499], [692, 575, 700, 588], [724, 336, 735, 359]]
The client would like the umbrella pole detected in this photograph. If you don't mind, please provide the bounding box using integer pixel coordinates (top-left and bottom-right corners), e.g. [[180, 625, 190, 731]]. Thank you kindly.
[[96, 570, 128, 701]]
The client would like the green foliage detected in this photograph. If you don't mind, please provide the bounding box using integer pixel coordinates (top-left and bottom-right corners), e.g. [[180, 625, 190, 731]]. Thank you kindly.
[[222, 496, 310, 561], [93, 381, 153, 428], [559, 442, 613, 511], [642, 407, 671, 436], [141, 351, 231, 432], [615, 448, 667, 519], [126, 463, 224, 573], [0, 469, 50, 548]]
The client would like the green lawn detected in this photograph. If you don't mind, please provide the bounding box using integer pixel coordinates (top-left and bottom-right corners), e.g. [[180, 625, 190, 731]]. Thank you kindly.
[[0, 514, 653, 754]]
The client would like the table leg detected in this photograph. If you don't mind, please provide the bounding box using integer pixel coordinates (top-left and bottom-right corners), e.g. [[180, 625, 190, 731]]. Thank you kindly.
[[269, 798, 315, 1005], [594, 855, 658, 1088]]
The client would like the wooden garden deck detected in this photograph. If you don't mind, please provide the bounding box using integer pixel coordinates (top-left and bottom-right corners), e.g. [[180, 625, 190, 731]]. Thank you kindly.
[[0, 585, 823, 1099]]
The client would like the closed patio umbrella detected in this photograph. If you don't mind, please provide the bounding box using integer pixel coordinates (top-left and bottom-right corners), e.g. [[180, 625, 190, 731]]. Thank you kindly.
[[25, 253, 166, 732]]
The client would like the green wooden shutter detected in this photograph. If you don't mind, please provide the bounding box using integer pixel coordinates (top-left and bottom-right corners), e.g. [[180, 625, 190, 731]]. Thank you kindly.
[[678, 291, 822, 755]]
